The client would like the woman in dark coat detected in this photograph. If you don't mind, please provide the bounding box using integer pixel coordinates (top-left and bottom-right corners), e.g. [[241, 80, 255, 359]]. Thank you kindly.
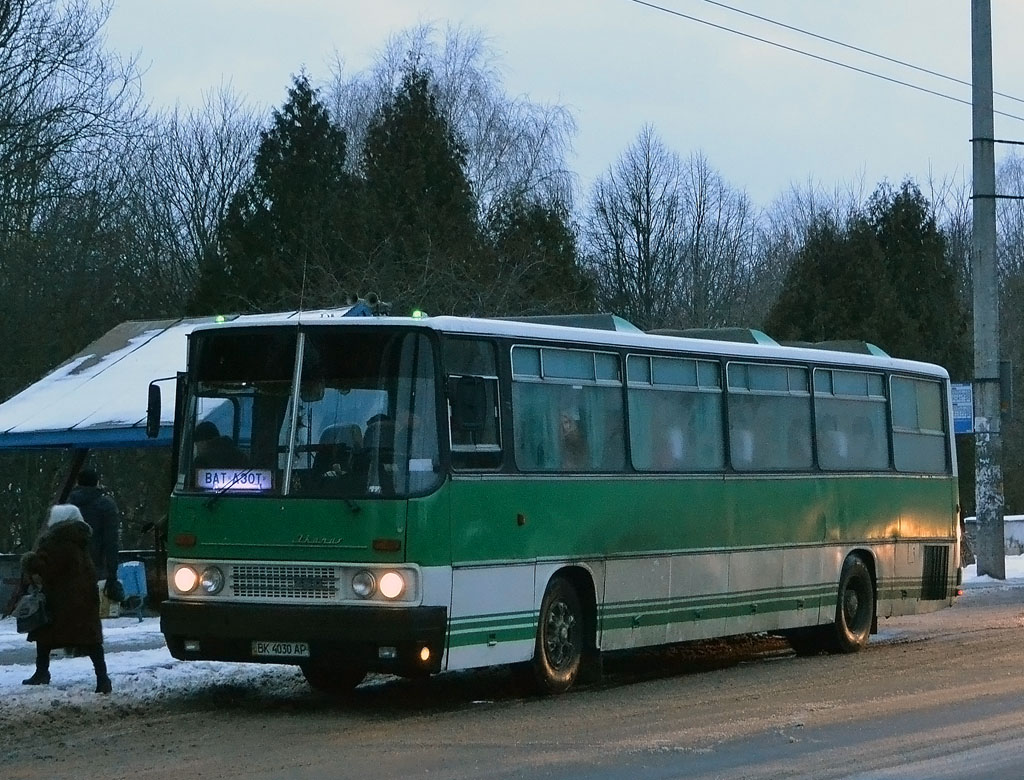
[[21, 504, 111, 693]]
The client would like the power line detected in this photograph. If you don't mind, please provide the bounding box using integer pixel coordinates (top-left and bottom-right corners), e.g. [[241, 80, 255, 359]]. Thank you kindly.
[[627, 0, 1024, 124], [700, 0, 1024, 107]]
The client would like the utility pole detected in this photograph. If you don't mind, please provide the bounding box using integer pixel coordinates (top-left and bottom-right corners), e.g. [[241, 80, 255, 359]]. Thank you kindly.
[[971, 0, 1005, 578]]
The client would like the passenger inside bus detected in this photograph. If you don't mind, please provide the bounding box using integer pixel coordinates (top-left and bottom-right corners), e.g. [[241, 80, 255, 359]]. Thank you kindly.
[[193, 421, 248, 469], [560, 410, 588, 470]]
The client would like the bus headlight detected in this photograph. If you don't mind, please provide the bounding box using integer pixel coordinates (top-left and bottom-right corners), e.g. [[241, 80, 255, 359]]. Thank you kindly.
[[200, 566, 225, 594], [173, 565, 198, 594], [352, 571, 376, 598], [379, 571, 405, 600]]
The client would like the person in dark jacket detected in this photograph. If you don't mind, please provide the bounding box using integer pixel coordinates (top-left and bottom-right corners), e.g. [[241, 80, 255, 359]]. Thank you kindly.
[[68, 467, 120, 585], [21, 504, 112, 693], [193, 421, 248, 469]]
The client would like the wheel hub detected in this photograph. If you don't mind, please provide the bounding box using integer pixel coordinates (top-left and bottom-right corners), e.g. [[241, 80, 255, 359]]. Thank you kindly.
[[545, 601, 577, 669]]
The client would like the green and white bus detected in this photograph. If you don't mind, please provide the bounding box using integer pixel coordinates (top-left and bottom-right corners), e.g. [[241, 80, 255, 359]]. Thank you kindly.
[[154, 310, 960, 694]]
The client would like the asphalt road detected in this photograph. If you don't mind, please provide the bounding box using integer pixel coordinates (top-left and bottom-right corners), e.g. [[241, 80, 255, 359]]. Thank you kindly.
[[4, 583, 1024, 780]]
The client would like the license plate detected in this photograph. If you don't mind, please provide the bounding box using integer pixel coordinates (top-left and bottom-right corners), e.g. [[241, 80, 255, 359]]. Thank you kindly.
[[251, 640, 310, 658]]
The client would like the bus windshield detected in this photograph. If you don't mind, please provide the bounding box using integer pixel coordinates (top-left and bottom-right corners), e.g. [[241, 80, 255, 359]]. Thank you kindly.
[[179, 327, 441, 499]]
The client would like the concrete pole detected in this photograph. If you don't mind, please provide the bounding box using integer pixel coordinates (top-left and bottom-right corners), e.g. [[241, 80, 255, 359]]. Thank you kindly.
[[971, 0, 1005, 578]]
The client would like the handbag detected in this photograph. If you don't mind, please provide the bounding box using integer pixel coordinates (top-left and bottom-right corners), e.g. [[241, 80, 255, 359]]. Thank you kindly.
[[13, 583, 50, 634], [103, 577, 126, 604]]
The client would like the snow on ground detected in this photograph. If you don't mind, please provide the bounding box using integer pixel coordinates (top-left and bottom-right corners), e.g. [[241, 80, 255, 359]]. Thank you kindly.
[[0, 615, 308, 712], [962, 553, 1024, 583], [1, 556, 1022, 708]]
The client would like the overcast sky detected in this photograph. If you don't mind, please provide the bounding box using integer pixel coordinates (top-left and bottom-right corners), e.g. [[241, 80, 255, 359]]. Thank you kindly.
[[103, 1, 1024, 208]]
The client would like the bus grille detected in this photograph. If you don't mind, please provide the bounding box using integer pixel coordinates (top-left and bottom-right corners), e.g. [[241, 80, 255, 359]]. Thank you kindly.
[[921, 545, 950, 600], [231, 564, 340, 600]]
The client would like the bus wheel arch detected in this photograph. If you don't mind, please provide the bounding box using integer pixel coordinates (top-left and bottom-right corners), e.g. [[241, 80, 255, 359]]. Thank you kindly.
[[832, 550, 876, 653], [531, 567, 597, 694]]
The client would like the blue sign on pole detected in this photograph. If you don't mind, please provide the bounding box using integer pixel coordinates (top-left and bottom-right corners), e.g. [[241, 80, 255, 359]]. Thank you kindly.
[[951, 382, 973, 435]]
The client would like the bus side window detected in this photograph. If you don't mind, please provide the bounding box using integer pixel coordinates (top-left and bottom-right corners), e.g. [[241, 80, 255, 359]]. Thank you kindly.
[[449, 375, 502, 469], [445, 338, 502, 470]]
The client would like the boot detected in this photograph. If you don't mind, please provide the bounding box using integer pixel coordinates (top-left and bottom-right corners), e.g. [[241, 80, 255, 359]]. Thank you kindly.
[[22, 670, 50, 685], [88, 644, 111, 694]]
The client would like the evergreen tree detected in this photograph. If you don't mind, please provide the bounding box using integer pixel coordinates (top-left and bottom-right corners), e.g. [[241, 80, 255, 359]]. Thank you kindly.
[[765, 181, 969, 374], [487, 198, 594, 315], [765, 214, 889, 344], [867, 182, 969, 374], [358, 65, 482, 315], [193, 74, 352, 313]]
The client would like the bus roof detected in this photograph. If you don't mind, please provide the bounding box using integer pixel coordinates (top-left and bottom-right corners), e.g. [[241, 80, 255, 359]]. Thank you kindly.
[[191, 311, 950, 379]]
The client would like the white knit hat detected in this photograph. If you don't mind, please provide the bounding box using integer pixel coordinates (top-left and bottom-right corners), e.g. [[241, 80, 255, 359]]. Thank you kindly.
[[47, 504, 86, 528]]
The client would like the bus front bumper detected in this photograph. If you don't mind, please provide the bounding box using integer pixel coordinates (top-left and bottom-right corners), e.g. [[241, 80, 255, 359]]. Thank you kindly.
[[160, 600, 447, 674]]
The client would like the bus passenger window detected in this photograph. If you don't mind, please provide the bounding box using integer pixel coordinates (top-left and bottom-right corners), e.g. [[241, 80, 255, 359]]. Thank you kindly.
[[445, 338, 502, 470], [813, 368, 889, 472], [512, 346, 624, 473]]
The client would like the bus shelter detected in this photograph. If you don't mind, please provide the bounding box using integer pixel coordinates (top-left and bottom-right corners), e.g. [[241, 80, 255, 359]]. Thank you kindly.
[[0, 304, 372, 454], [0, 304, 372, 607]]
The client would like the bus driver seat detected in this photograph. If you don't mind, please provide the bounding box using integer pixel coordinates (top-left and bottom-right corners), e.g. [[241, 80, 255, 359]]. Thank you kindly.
[[314, 423, 363, 477]]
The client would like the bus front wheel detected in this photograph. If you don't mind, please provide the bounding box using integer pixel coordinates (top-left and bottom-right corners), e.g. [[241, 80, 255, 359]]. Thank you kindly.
[[532, 576, 583, 694], [301, 660, 366, 695], [832, 556, 874, 653]]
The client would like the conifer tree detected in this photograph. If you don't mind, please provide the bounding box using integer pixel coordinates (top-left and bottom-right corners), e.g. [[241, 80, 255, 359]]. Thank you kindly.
[[765, 181, 969, 374], [358, 64, 482, 315], [487, 198, 594, 315], [193, 74, 351, 313]]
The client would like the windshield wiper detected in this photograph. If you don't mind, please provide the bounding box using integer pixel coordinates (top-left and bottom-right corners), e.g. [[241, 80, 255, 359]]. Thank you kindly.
[[202, 468, 363, 513], [203, 467, 259, 510]]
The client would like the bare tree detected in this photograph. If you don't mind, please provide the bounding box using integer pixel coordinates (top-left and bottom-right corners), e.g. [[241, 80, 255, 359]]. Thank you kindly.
[[126, 87, 261, 310], [0, 1, 152, 553], [924, 172, 972, 299], [0, 0, 143, 231], [584, 128, 758, 331], [326, 23, 577, 216], [678, 152, 757, 328], [0, 0, 148, 397], [995, 153, 1024, 278], [583, 125, 687, 330]]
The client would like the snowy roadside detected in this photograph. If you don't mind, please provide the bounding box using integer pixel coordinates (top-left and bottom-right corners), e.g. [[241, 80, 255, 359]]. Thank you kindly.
[[0, 615, 309, 715], [962, 553, 1024, 587], [1, 555, 1022, 710]]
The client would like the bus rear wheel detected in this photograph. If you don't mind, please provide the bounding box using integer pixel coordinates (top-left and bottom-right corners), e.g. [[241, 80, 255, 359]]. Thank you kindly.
[[832, 555, 874, 653], [532, 576, 583, 695], [300, 660, 366, 695]]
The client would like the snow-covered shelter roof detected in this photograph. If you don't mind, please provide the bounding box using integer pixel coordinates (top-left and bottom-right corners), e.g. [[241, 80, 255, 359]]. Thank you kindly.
[[0, 304, 371, 450]]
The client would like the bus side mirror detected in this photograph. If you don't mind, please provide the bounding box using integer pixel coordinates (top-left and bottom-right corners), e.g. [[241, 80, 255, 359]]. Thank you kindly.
[[451, 376, 487, 432], [146, 383, 162, 438]]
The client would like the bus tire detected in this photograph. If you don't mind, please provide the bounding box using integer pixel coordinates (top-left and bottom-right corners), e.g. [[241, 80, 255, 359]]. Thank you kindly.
[[300, 660, 366, 695], [532, 576, 583, 694], [832, 555, 874, 653]]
